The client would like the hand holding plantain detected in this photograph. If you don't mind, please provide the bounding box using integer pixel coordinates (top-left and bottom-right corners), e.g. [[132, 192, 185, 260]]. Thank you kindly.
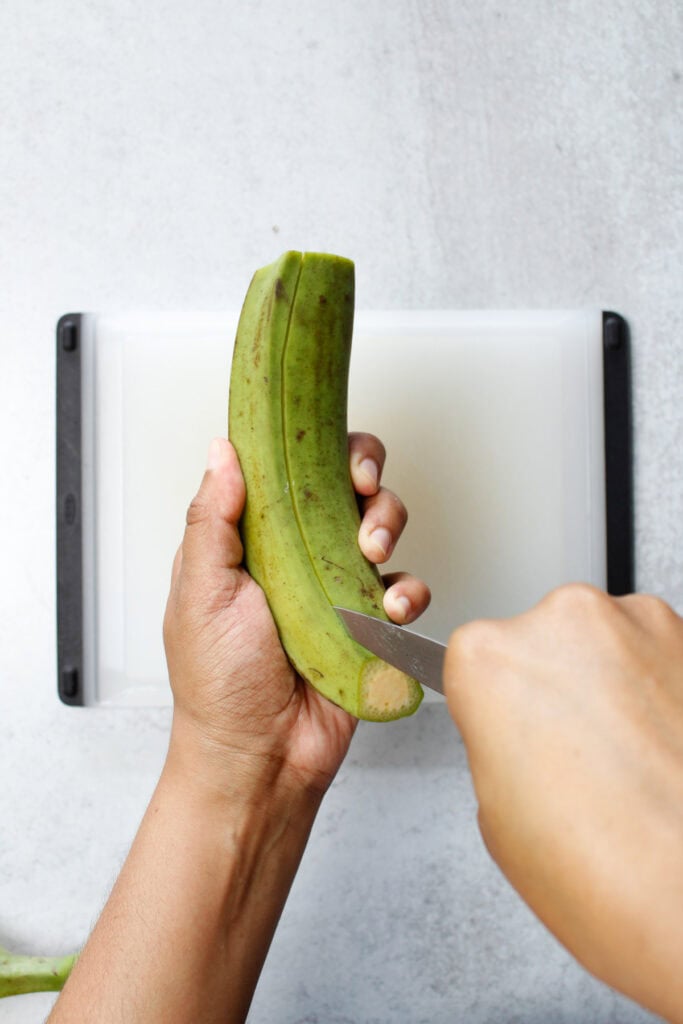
[[163, 433, 430, 803], [49, 434, 429, 1024]]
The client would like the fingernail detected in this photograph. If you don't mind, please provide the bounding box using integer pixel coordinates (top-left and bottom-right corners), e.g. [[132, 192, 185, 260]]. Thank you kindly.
[[207, 437, 226, 470], [369, 526, 392, 558], [359, 457, 379, 490], [392, 595, 412, 622]]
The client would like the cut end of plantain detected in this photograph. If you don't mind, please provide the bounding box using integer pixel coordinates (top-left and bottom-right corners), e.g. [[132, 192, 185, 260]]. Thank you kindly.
[[359, 659, 423, 721]]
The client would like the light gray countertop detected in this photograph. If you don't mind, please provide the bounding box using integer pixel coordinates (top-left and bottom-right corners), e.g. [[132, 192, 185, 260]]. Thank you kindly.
[[1, 0, 681, 1020]]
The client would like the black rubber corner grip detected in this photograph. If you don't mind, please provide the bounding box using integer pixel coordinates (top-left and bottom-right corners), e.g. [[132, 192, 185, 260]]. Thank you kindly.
[[603, 312, 634, 596], [56, 314, 84, 705]]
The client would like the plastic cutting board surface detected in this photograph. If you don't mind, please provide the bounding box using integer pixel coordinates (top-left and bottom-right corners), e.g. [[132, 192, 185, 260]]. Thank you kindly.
[[59, 309, 619, 707]]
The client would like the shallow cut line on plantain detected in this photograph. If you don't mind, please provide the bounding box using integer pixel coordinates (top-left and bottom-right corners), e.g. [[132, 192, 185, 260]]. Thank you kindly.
[[279, 258, 305, 563], [281, 264, 357, 606]]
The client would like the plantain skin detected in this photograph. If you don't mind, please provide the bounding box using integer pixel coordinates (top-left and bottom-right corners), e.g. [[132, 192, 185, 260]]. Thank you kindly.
[[228, 251, 423, 721]]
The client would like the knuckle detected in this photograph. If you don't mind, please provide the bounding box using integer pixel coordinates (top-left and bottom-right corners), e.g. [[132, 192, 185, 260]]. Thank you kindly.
[[185, 495, 208, 528], [624, 592, 679, 628], [448, 618, 499, 664], [381, 487, 407, 524], [543, 582, 608, 614], [364, 486, 407, 528], [644, 594, 674, 619], [445, 619, 508, 729], [390, 491, 408, 527]]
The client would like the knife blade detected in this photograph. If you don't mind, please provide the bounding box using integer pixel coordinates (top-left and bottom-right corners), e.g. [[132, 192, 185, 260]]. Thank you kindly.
[[334, 607, 446, 695]]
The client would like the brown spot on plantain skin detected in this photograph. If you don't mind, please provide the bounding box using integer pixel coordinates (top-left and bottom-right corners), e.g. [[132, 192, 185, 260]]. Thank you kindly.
[[296, 429, 306, 442], [275, 278, 286, 300], [319, 294, 327, 305], [322, 555, 353, 577]]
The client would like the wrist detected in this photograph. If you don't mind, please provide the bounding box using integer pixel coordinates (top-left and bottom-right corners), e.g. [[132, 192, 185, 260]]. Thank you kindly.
[[159, 725, 323, 945], [165, 710, 323, 823]]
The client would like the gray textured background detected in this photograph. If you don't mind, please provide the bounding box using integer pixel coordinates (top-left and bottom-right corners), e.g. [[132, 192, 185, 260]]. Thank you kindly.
[[1, 0, 681, 1020]]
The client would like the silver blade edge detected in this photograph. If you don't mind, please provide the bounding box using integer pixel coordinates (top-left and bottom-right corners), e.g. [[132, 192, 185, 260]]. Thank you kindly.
[[334, 607, 446, 696]]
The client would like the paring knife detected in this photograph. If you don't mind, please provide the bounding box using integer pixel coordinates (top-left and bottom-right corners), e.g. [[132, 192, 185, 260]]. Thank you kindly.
[[334, 607, 447, 695]]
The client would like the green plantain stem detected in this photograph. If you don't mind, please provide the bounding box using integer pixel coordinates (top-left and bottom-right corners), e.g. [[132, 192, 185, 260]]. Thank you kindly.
[[0, 946, 78, 998]]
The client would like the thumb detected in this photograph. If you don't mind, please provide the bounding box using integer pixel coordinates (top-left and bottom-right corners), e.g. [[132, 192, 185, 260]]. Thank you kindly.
[[181, 438, 246, 575]]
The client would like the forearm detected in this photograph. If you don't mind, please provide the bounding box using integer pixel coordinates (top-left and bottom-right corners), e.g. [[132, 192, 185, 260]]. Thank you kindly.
[[48, 727, 321, 1024], [447, 587, 683, 1024], [488, 782, 683, 1022]]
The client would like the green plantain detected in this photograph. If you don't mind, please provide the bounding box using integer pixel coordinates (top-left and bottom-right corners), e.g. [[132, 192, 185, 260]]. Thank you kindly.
[[228, 250, 423, 721]]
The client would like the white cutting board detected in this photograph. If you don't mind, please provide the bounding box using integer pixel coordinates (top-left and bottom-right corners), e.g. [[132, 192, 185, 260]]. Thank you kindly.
[[75, 310, 606, 707]]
